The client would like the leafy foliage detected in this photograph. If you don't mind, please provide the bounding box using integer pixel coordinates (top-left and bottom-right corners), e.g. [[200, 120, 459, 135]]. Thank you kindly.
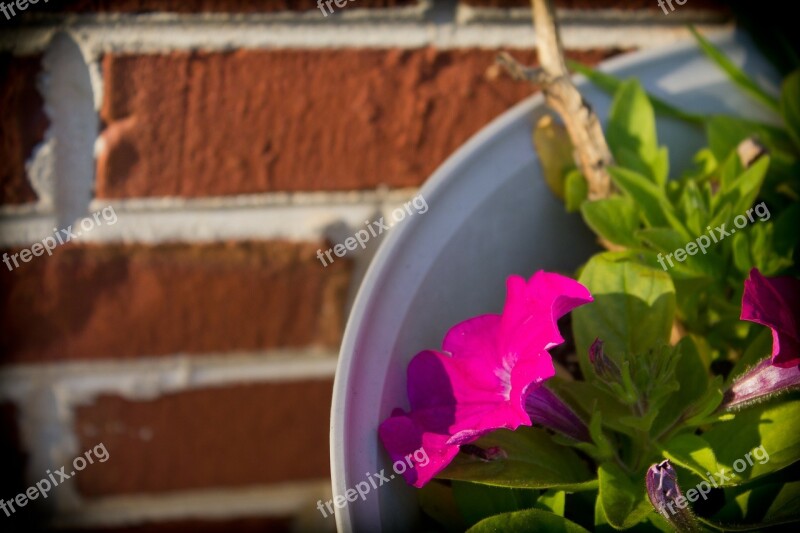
[[418, 29, 800, 533]]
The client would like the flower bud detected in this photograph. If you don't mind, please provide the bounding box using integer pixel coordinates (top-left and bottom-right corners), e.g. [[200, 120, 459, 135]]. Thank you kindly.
[[646, 460, 701, 532], [721, 357, 800, 411], [589, 338, 621, 382], [524, 386, 590, 442]]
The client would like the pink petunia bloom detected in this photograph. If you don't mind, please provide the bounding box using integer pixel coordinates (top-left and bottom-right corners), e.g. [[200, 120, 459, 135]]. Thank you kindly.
[[378, 271, 592, 487], [741, 268, 800, 368]]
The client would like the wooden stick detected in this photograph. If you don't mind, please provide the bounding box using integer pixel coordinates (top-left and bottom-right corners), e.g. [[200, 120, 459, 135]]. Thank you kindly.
[[499, 0, 614, 201]]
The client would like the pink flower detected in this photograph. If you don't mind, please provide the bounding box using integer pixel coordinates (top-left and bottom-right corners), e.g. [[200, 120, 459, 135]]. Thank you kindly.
[[741, 268, 800, 368], [378, 271, 592, 487]]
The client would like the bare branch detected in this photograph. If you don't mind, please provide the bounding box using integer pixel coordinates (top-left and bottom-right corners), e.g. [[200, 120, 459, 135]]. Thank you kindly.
[[496, 52, 551, 85], [498, 0, 614, 201]]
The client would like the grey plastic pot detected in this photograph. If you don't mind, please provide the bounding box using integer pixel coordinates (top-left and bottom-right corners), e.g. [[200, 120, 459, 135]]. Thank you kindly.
[[330, 30, 779, 533]]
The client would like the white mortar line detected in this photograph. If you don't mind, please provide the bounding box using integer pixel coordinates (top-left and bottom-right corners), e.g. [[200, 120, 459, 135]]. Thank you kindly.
[[1, 18, 732, 55], [52, 480, 334, 528], [0, 188, 424, 246], [0, 350, 339, 402], [17, 1, 435, 25], [457, 5, 730, 24]]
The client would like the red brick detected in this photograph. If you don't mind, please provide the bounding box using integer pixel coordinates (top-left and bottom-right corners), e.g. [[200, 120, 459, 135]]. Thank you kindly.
[[0, 242, 350, 364], [73, 380, 333, 495], [60, 517, 292, 533], [0, 54, 48, 205], [96, 48, 617, 198], [461, 0, 727, 9], [56, 0, 416, 13]]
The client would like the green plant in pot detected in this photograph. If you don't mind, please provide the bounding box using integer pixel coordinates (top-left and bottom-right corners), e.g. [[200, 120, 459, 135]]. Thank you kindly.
[[377, 1, 800, 531]]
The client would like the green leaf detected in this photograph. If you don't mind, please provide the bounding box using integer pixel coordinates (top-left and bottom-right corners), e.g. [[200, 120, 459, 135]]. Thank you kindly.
[[452, 481, 538, 528], [683, 377, 724, 427], [565, 170, 588, 213], [467, 508, 590, 533], [573, 254, 676, 376], [608, 166, 689, 239], [653, 147, 670, 187], [731, 224, 793, 277], [534, 114, 576, 200], [718, 147, 744, 190], [636, 227, 686, 254], [717, 156, 770, 218], [727, 328, 773, 385], [712, 481, 800, 527], [678, 180, 710, 236], [706, 203, 732, 244], [766, 481, 800, 521], [702, 401, 800, 484], [662, 434, 719, 478], [588, 409, 615, 460], [594, 493, 614, 532], [581, 197, 640, 248], [680, 148, 718, 184], [598, 463, 653, 529], [651, 336, 709, 436], [706, 115, 794, 165], [418, 481, 466, 532], [731, 231, 753, 275], [635, 227, 723, 279], [619, 409, 660, 432], [750, 224, 794, 276], [607, 80, 665, 184], [535, 490, 566, 516], [438, 427, 595, 489], [780, 69, 800, 148], [554, 380, 639, 438], [567, 61, 706, 125], [713, 482, 784, 524], [689, 26, 780, 113]]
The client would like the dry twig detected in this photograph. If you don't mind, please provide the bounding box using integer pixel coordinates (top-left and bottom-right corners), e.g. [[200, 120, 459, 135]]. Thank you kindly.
[[498, 0, 614, 201]]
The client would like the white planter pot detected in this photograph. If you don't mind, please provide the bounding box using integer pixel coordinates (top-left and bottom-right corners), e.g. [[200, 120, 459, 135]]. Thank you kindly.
[[330, 30, 778, 533]]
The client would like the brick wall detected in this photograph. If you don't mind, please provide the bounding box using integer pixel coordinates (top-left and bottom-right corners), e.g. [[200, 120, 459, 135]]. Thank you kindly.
[[0, 0, 728, 531]]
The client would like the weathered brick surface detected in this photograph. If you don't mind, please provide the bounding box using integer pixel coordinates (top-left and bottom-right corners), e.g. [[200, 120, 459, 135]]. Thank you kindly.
[[61, 517, 293, 533], [462, 0, 727, 9], [0, 242, 350, 364], [56, 0, 416, 13], [97, 48, 617, 198], [73, 379, 333, 495], [0, 54, 47, 205]]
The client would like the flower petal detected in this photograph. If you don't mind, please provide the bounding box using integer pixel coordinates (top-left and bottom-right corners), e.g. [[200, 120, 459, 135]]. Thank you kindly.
[[378, 410, 459, 487], [741, 268, 800, 368], [501, 271, 594, 353]]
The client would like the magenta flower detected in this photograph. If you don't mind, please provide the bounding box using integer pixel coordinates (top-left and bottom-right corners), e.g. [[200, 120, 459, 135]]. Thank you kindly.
[[741, 268, 800, 368], [379, 271, 592, 487]]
